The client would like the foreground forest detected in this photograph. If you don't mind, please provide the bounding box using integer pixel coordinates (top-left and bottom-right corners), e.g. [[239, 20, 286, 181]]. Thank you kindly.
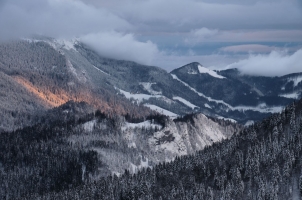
[[31, 99, 302, 200], [0, 97, 301, 199], [0, 100, 239, 199]]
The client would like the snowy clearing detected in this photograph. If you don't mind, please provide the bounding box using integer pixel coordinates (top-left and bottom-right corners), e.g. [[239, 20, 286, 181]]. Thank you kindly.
[[173, 96, 198, 109], [205, 103, 212, 109], [117, 88, 162, 103], [116, 87, 174, 105], [144, 104, 178, 118]]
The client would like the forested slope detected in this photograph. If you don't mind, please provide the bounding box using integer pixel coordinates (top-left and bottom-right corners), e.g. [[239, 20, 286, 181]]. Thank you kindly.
[[0, 101, 240, 199], [26, 98, 302, 199]]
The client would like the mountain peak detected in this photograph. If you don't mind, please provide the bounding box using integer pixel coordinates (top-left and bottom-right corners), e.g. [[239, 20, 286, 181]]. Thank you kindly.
[[171, 62, 225, 79]]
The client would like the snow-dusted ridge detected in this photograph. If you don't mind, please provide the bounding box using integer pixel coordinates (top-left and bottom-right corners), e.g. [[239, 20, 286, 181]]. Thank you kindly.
[[171, 74, 283, 113], [24, 38, 78, 52]]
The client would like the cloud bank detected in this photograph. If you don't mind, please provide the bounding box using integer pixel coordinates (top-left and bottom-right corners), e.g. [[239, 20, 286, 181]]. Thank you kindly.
[[186, 29, 302, 44], [0, 0, 301, 76], [227, 49, 302, 76], [80, 32, 159, 65]]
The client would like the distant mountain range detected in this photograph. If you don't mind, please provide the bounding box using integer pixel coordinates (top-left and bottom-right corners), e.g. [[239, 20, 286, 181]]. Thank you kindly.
[[0, 37, 301, 131]]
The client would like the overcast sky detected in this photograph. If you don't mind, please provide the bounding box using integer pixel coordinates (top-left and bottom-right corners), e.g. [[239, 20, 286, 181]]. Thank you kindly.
[[0, 0, 302, 76]]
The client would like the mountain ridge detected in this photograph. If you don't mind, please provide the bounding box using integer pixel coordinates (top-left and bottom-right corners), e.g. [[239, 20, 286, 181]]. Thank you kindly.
[[0, 38, 301, 132]]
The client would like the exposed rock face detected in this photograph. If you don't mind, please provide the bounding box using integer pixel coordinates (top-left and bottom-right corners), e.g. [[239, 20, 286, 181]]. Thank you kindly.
[[148, 114, 240, 160]]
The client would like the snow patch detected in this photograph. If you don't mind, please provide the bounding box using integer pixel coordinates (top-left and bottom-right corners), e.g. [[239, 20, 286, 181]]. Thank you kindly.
[[56, 39, 77, 51], [139, 82, 162, 95], [144, 104, 178, 118], [287, 76, 302, 87], [83, 120, 96, 132], [198, 65, 225, 79], [279, 92, 300, 99], [244, 120, 254, 126], [217, 116, 237, 123], [112, 171, 121, 177], [129, 157, 151, 173], [117, 88, 162, 103], [128, 141, 137, 148], [25, 38, 78, 51], [122, 120, 162, 131], [173, 96, 198, 109], [116, 87, 174, 106], [204, 103, 212, 109]]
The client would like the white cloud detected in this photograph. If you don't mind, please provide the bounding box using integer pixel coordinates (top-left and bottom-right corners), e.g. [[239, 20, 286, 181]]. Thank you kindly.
[[220, 44, 278, 53], [226, 49, 302, 76], [192, 28, 219, 38], [185, 27, 219, 44], [0, 0, 301, 75], [220, 44, 302, 53], [0, 0, 131, 41], [80, 32, 159, 65], [186, 29, 302, 44]]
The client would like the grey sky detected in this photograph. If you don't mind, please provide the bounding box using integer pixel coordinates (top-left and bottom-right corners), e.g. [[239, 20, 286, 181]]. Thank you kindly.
[[0, 0, 301, 76]]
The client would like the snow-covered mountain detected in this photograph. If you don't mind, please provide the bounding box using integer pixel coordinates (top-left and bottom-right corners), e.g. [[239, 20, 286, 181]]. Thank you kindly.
[[0, 37, 301, 132], [170, 62, 302, 124]]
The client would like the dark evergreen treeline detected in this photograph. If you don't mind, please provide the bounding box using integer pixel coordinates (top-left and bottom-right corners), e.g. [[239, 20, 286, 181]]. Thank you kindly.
[[0, 105, 102, 199], [0, 101, 170, 199], [1, 97, 302, 199], [22, 99, 302, 199]]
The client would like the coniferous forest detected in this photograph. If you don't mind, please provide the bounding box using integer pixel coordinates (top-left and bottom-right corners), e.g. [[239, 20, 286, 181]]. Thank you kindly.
[[0, 97, 302, 199]]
